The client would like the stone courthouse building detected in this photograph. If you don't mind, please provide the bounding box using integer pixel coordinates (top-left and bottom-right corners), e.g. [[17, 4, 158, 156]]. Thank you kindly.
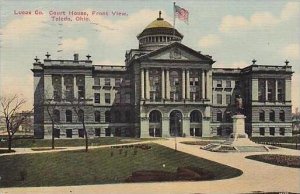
[[32, 13, 293, 138]]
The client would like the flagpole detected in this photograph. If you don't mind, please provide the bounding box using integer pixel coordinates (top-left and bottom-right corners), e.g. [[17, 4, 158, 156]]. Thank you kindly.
[[173, 2, 176, 41]]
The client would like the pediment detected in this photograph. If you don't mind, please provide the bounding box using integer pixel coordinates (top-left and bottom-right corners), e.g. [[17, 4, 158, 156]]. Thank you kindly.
[[140, 42, 214, 62]]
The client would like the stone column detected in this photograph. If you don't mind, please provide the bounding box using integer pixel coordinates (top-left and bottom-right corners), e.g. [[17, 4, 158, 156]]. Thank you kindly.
[[182, 116, 190, 137], [161, 116, 170, 137], [161, 69, 165, 99], [186, 69, 190, 100], [275, 79, 278, 101], [202, 70, 205, 99], [62, 75, 66, 100], [285, 79, 291, 102], [265, 79, 268, 101], [251, 78, 258, 101], [206, 70, 212, 100], [140, 117, 150, 137], [85, 75, 93, 100], [145, 69, 150, 100], [73, 75, 77, 99], [166, 69, 170, 99], [182, 69, 186, 100], [141, 68, 145, 100], [202, 118, 211, 137]]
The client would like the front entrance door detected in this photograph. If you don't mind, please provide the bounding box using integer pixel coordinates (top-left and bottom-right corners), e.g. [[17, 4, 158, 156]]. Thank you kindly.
[[170, 110, 182, 137]]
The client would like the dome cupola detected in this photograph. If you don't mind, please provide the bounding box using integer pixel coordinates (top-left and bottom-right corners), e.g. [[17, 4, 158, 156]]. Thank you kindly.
[[137, 11, 183, 50]]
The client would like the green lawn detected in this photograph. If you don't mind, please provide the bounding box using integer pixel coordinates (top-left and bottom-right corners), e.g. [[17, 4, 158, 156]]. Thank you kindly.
[[0, 143, 242, 187], [0, 137, 154, 148], [246, 154, 300, 168]]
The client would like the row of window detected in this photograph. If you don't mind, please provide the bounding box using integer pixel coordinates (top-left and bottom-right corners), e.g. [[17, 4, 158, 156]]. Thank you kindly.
[[216, 111, 232, 122], [94, 77, 130, 87], [215, 94, 232, 105], [148, 110, 202, 123], [215, 80, 239, 88], [259, 127, 285, 136], [139, 36, 174, 44], [94, 93, 131, 104], [54, 128, 131, 138], [52, 110, 132, 123], [259, 110, 285, 122]]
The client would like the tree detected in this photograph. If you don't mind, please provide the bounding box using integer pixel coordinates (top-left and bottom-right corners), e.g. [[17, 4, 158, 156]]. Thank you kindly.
[[70, 98, 89, 152], [0, 95, 28, 151], [44, 98, 60, 149]]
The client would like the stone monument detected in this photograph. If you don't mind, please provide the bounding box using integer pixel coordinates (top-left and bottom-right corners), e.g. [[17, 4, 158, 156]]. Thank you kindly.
[[202, 96, 269, 152]]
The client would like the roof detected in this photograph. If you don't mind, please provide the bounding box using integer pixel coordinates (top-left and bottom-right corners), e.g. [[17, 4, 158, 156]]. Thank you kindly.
[[137, 15, 183, 39], [145, 18, 173, 29]]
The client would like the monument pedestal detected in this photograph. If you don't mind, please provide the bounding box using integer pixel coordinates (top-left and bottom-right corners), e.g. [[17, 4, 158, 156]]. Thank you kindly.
[[202, 114, 269, 152]]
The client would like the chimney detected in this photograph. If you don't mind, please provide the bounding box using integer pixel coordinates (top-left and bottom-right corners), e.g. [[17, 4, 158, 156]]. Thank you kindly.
[[74, 53, 79, 61]]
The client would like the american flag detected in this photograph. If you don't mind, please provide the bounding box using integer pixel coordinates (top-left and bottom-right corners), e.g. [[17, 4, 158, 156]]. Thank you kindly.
[[174, 4, 189, 24]]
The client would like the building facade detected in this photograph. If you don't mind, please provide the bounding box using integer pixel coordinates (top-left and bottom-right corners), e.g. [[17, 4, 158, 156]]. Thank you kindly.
[[32, 14, 293, 138]]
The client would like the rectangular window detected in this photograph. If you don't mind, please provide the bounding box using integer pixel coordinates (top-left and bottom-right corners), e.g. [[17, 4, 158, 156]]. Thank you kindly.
[[115, 93, 120, 103], [115, 78, 121, 87], [65, 85, 73, 101], [226, 94, 231, 104], [104, 78, 110, 86], [226, 81, 231, 88], [94, 93, 100, 103], [270, 127, 275, 136], [95, 128, 101, 137], [125, 93, 130, 103], [94, 77, 100, 86], [105, 93, 111, 104], [217, 112, 222, 122], [217, 94, 222, 104], [216, 80, 222, 88], [53, 90, 61, 101], [105, 128, 111, 136], [259, 127, 265, 136], [279, 128, 285, 136], [235, 81, 240, 88], [78, 86, 85, 99]]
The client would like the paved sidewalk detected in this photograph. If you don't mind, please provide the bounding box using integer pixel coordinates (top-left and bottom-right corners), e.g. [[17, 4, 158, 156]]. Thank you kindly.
[[0, 138, 299, 194]]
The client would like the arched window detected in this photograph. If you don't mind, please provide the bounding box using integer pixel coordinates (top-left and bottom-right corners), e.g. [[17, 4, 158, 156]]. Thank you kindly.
[[105, 111, 111, 123], [269, 110, 275, 122], [114, 110, 121, 122], [225, 112, 232, 122], [66, 110, 72, 123], [190, 110, 201, 122], [279, 110, 285, 121], [94, 111, 100, 123], [216, 110, 222, 122], [149, 110, 161, 123], [259, 110, 265, 121], [53, 109, 60, 122], [78, 109, 84, 122], [125, 110, 131, 122]]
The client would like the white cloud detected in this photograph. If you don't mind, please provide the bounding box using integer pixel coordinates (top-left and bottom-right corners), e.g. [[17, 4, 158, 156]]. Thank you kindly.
[[90, 9, 171, 46], [281, 2, 300, 20], [219, 2, 299, 33], [281, 43, 300, 60], [198, 34, 221, 48], [61, 37, 88, 52], [0, 15, 47, 44], [219, 15, 249, 33]]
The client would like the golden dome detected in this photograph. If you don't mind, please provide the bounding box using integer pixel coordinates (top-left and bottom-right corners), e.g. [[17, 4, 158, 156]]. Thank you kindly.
[[145, 18, 173, 29]]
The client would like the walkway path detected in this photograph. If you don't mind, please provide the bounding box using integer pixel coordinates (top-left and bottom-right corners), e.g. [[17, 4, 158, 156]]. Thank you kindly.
[[0, 138, 299, 194]]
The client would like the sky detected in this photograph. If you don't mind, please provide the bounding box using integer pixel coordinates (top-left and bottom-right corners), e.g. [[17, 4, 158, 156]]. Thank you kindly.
[[0, 0, 299, 111]]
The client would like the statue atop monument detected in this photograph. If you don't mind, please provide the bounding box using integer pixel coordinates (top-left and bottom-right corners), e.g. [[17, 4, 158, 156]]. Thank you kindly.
[[235, 95, 244, 115]]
